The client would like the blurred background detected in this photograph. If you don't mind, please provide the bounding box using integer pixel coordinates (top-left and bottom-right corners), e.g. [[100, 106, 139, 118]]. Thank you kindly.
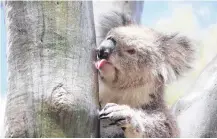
[[141, 1, 217, 105]]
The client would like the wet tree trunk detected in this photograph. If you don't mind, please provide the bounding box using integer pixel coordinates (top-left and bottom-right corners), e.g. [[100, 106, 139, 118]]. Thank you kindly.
[[4, 1, 99, 137], [173, 55, 217, 137]]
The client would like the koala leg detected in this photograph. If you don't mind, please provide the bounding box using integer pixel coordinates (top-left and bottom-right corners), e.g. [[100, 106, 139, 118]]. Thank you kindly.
[[99, 103, 144, 138]]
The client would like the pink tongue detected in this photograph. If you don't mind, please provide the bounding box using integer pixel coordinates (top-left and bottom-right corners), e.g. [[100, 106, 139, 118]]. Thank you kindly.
[[95, 59, 107, 69]]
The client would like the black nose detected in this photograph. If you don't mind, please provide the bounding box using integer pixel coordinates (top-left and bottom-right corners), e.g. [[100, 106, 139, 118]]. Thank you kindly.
[[97, 47, 110, 59], [97, 39, 115, 59]]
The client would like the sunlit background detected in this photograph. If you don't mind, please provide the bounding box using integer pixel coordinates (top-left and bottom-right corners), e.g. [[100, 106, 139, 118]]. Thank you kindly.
[[142, 1, 217, 105], [1, 1, 217, 134]]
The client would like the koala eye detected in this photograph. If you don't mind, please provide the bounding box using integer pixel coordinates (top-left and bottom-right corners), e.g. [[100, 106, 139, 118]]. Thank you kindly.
[[126, 49, 136, 55]]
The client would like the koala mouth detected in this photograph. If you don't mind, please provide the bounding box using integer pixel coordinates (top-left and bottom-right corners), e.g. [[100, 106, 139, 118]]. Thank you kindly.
[[95, 59, 110, 70]]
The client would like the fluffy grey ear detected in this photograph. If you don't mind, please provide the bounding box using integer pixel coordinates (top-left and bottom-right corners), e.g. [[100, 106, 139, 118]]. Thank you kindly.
[[98, 11, 134, 39], [158, 33, 195, 83]]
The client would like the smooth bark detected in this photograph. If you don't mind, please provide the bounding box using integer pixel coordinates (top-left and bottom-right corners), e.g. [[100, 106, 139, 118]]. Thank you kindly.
[[4, 1, 99, 137]]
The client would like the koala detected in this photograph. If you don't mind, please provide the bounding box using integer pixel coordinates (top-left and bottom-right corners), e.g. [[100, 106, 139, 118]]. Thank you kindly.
[[95, 11, 194, 138]]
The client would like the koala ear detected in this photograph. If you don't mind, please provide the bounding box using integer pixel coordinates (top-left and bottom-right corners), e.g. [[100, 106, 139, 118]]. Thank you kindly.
[[98, 11, 133, 40], [158, 33, 195, 83]]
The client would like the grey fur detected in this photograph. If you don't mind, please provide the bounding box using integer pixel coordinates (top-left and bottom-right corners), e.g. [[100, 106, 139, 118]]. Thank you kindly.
[[97, 11, 194, 138], [98, 11, 132, 45]]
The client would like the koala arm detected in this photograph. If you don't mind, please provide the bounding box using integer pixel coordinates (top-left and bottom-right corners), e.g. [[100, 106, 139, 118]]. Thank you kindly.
[[99, 103, 177, 138]]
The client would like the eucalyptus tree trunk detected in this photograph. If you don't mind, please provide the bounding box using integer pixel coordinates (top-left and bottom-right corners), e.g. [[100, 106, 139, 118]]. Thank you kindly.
[[4, 1, 99, 137], [173, 55, 217, 137]]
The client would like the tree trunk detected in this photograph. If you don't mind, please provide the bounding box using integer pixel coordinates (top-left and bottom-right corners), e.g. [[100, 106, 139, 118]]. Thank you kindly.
[[172, 55, 217, 137], [4, 1, 99, 138]]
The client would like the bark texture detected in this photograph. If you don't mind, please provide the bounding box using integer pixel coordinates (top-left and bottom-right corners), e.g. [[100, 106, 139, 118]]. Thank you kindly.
[[173, 55, 217, 137], [4, 1, 99, 137]]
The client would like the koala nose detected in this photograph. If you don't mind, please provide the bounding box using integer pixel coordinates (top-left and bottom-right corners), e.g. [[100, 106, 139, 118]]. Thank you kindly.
[[97, 47, 110, 59], [97, 39, 115, 59]]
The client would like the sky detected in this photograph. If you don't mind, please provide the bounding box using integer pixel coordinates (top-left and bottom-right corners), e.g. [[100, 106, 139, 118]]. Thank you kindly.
[[1, 3, 6, 98], [0, 3, 6, 136], [1, 1, 217, 136]]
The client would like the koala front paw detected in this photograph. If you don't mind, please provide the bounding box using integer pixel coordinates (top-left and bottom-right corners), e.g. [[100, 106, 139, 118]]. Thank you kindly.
[[99, 103, 135, 128]]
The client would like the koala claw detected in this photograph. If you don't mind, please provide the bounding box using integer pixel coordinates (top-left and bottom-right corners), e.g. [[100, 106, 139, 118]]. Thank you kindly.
[[99, 103, 134, 128]]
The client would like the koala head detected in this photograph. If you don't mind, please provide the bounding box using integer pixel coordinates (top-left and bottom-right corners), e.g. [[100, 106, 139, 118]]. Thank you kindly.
[[95, 12, 194, 90]]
